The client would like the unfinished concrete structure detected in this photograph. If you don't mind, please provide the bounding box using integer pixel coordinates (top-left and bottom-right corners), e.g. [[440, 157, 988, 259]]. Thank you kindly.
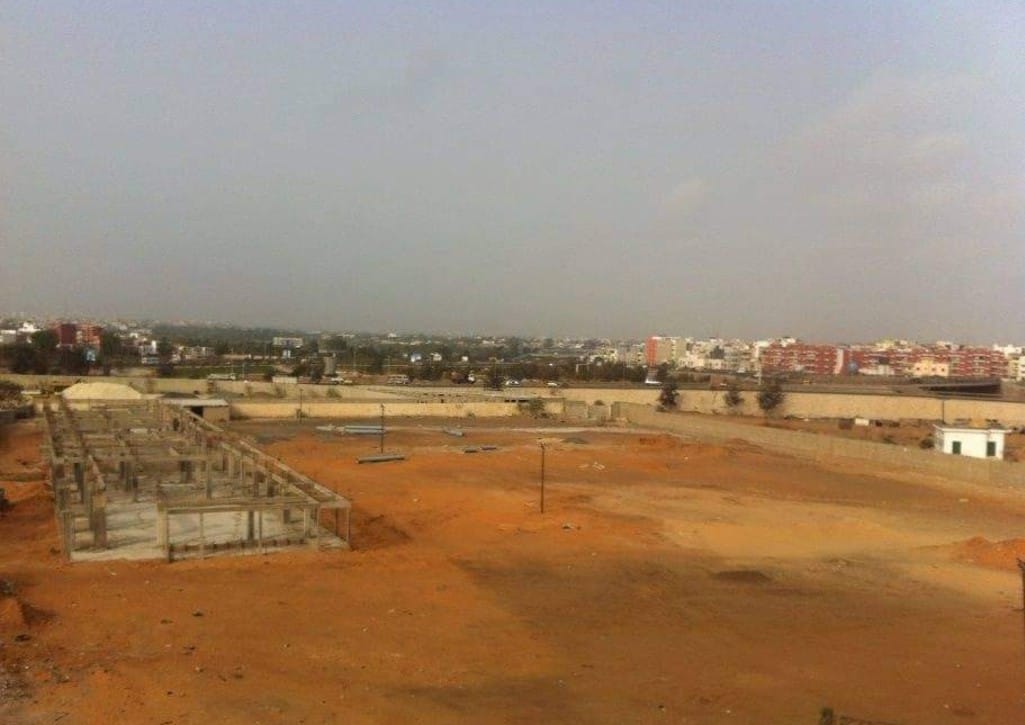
[[42, 397, 350, 561]]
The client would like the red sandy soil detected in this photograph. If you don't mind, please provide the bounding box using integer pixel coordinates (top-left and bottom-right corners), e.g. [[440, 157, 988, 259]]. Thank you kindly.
[[2, 417, 1025, 723], [953, 537, 1025, 571]]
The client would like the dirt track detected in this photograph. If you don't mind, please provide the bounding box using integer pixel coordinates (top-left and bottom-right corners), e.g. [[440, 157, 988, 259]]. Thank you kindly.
[[3, 417, 1025, 723]]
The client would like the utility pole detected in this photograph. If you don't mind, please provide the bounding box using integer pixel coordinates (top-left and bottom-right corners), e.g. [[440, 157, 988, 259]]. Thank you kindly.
[[1018, 559, 1025, 673], [379, 404, 385, 454], [539, 441, 546, 514]]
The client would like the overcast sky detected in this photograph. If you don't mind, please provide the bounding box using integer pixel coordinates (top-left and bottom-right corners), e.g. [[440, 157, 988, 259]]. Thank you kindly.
[[2, 2, 1022, 342]]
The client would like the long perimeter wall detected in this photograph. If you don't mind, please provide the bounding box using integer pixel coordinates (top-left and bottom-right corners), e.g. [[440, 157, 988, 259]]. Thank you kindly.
[[615, 403, 1025, 488], [563, 388, 1025, 426], [230, 400, 563, 419]]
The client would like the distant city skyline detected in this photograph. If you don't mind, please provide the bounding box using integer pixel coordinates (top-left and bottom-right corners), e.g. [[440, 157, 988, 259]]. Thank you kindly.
[[2, 309, 1023, 348], [3, 3, 1022, 341]]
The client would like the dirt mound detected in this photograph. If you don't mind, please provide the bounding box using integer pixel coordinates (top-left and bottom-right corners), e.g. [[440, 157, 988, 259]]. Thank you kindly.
[[61, 382, 142, 400], [0, 596, 27, 629], [952, 536, 1025, 571], [356, 513, 411, 550]]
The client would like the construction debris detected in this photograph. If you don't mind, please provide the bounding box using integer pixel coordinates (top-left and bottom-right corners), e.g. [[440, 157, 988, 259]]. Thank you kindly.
[[344, 425, 385, 435], [357, 454, 405, 464]]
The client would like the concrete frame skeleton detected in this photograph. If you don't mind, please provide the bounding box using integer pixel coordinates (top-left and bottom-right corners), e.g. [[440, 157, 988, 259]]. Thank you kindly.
[[42, 397, 351, 561]]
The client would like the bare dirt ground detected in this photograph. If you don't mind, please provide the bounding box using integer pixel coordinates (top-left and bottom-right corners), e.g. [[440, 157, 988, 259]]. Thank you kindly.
[[3, 416, 1025, 723]]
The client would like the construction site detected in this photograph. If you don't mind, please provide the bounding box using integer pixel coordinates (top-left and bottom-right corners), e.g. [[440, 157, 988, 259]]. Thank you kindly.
[[41, 395, 350, 562], [3, 390, 1025, 722]]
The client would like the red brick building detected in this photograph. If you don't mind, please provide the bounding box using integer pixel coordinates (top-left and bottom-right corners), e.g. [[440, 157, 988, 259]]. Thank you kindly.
[[54, 323, 77, 349], [77, 324, 103, 348], [759, 343, 847, 376]]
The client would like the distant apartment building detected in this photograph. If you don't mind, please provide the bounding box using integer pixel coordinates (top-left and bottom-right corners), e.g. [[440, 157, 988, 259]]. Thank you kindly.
[[645, 336, 680, 367], [945, 347, 1007, 377], [55, 322, 78, 348], [759, 341, 847, 376], [46, 321, 104, 350], [911, 357, 950, 378], [179, 346, 213, 361], [722, 344, 752, 373], [842, 343, 1007, 379], [272, 336, 304, 349], [77, 323, 103, 348]]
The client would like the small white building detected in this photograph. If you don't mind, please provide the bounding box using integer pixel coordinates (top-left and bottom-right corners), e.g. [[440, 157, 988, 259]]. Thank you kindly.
[[933, 425, 1006, 460]]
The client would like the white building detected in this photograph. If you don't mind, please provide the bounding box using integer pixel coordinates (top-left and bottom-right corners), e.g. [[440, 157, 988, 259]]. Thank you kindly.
[[912, 358, 950, 378], [933, 425, 1006, 460]]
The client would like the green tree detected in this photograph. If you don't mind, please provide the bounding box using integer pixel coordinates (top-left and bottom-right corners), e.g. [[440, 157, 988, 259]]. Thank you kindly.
[[29, 330, 58, 372], [483, 362, 504, 390], [156, 338, 174, 359], [658, 378, 679, 410], [724, 381, 744, 410], [8, 343, 40, 374], [99, 330, 122, 360], [30, 329, 57, 353], [757, 377, 785, 416], [57, 347, 91, 375]]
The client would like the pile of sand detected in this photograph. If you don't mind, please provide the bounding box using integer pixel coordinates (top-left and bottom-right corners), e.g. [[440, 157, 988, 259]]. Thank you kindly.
[[952, 536, 1025, 571], [61, 382, 142, 401]]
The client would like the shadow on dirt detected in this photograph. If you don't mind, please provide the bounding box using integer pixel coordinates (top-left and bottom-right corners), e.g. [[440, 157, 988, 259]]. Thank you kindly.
[[350, 508, 411, 550]]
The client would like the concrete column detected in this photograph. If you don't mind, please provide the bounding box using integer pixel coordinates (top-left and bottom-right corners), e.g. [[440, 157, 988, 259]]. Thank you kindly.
[[257, 511, 264, 554], [92, 492, 107, 549], [62, 510, 75, 558], [198, 513, 205, 559], [157, 509, 168, 547]]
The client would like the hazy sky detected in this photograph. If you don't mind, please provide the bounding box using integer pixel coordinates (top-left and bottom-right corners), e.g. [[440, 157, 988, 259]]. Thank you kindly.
[[2, 2, 1023, 341]]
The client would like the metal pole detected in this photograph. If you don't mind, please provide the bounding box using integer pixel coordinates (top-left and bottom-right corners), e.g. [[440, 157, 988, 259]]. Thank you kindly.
[[1018, 558, 1025, 673], [539, 441, 546, 514], [379, 404, 385, 453]]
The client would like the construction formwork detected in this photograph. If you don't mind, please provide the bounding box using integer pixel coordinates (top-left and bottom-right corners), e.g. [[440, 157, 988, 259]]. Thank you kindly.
[[41, 397, 351, 561]]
